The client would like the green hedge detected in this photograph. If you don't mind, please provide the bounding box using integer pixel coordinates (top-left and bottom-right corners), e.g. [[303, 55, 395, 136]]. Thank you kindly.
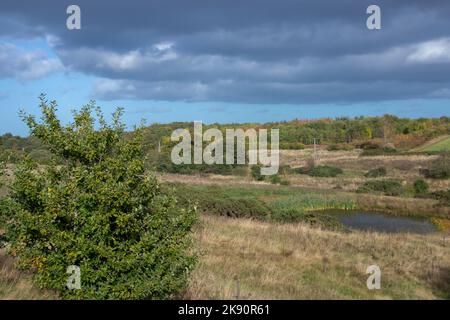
[[364, 167, 387, 178], [309, 165, 343, 177], [357, 179, 404, 196]]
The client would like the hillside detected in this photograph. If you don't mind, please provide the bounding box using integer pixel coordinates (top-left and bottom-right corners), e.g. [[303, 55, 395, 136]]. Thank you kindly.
[[2, 115, 450, 165], [414, 135, 450, 153]]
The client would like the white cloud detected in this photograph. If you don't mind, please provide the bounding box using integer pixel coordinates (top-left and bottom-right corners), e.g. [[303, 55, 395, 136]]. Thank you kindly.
[[430, 88, 450, 98], [92, 78, 136, 98], [60, 43, 179, 73], [407, 38, 450, 64], [153, 42, 174, 51], [0, 43, 62, 80]]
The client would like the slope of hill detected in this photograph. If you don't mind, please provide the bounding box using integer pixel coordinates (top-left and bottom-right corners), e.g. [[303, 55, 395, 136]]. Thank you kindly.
[[413, 135, 450, 152]]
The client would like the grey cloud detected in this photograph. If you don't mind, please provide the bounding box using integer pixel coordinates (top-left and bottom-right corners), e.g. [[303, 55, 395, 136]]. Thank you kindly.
[[92, 78, 449, 105], [1, 0, 450, 103]]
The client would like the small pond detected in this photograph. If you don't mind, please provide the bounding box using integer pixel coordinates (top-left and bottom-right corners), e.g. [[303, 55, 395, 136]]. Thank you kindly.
[[327, 210, 437, 234]]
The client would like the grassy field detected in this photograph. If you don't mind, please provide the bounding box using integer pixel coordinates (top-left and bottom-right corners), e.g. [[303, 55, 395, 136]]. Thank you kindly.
[[185, 215, 450, 299], [422, 138, 450, 153], [413, 136, 450, 153], [1, 155, 450, 299], [2, 214, 449, 300]]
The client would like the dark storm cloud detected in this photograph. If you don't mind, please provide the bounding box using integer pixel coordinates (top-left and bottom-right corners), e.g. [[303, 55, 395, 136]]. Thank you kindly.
[[1, 0, 450, 103]]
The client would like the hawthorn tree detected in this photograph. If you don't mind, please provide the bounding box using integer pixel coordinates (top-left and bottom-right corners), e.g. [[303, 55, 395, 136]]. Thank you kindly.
[[0, 95, 196, 299]]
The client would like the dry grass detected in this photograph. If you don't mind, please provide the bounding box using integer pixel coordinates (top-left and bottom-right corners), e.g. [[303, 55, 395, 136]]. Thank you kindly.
[[185, 215, 450, 300], [281, 150, 450, 192], [0, 248, 58, 300], [159, 150, 450, 192], [1, 162, 449, 300], [355, 194, 450, 217], [280, 149, 361, 168], [1, 214, 449, 300]]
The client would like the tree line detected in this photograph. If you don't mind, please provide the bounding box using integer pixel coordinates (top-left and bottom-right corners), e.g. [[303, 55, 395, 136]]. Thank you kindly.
[[2, 115, 450, 164]]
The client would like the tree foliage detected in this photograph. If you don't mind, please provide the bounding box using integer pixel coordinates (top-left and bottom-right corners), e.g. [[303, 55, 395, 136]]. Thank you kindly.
[[0, 95, 196, 299]]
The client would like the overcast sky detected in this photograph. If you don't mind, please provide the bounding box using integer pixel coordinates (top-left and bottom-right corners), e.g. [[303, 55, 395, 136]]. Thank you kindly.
[[1, 0, 450, 135]]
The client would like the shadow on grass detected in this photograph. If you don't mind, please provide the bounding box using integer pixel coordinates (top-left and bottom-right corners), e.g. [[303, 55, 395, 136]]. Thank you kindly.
[[429, 266, 450, 299]]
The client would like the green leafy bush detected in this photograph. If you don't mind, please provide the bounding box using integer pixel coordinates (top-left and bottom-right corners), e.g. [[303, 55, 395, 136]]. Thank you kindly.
[[270, 174, 282, 184], [309, 165, 343, 177], [251, 165, 265, 181], [327, 143, 353, 151], [413, 179, 429, 195], [268, 209, 340, 228], [357, 179, 404, 196], [430, 189, 450, 205], [172, 184, 271, 219], [360, 143, 397, 156], [200, 197, 271, 218], [364, 167, 387, 178], [0, 96, 196, 299]]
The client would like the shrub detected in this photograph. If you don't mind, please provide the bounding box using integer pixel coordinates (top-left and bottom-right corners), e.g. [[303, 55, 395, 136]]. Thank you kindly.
[[364, 167, 387, 178], [326, 144, 339, 151], [360, 143, 397, 156], [430, 189, 450, 206], [270, 174, 282, 184], [202, 197, 271, 218], [172, 184, 272, 219], [425, 153, 450, 179], [413, 179, 429, 195], [293, 167, 307, 174], [309, 165, 343, 177], [280, 142, 305, 150], [251, 165, 265, 181], [269, 209, 339, 228], [357, 141, 381, 150], [0, 96, 196, 299], [357, 179, 404, 196], [327, 143, 353, 151]]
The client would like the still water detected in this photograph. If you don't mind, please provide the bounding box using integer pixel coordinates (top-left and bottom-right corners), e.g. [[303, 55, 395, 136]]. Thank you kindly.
[[331, 211, 436, 234]]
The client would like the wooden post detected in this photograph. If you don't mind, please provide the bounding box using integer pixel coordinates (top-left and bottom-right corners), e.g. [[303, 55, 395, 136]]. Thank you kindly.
[[313, 138, 317, 160]]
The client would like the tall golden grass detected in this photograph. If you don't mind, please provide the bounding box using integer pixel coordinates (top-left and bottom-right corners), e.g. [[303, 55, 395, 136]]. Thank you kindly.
[[0, 248, 57, 300], [185, 215, 450, 299]]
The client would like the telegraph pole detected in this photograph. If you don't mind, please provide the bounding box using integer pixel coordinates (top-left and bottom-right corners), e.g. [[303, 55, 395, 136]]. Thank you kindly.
[[313, 138, 317, 160]]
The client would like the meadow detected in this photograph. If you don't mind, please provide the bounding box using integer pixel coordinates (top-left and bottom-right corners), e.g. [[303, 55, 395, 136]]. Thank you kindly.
[[1, 113, 450, 300], [422, 137, 450, 153], [412, 135, 450, 153], [185, 215, 450, 299], [2, 212, 449, 300], [1, 162, 450, 300]]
